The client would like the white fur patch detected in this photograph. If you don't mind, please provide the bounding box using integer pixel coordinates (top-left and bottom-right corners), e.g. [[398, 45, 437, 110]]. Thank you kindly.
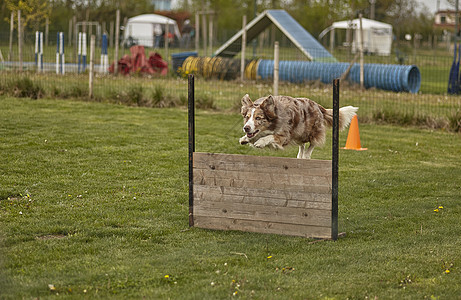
[[339, 106, 358, 129], [243, 108, 256, 133]]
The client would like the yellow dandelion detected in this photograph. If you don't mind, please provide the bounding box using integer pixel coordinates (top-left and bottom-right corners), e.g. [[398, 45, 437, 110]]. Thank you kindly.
[[434, 209, 439, 212], [164, 275, 169, 279], [445, 269, 450, 274], [267, 255, 272, 259], [438, 206, 444, 209]]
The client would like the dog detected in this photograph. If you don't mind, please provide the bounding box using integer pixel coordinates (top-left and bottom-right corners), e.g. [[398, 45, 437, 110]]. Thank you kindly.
[[239, 94, 358, 159]]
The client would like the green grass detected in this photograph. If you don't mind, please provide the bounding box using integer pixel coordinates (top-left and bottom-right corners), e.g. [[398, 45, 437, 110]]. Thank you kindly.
[[1, 96, 461, 299]]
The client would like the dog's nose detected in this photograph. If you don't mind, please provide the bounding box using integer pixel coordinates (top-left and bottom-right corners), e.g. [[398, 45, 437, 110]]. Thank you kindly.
[[244, 126, 251, 133]]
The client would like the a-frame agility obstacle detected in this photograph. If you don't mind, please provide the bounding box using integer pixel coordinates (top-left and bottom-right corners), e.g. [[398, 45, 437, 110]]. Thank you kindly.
[[188, 75, 341, 240]]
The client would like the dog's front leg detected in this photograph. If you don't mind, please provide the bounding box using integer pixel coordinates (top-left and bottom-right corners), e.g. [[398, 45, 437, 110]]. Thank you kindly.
[[253, 135, 274, 148], [254, 135, 283, 150]]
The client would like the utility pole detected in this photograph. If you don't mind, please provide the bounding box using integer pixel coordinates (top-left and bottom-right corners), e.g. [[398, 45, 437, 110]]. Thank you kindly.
[[359, 14, 364, 90], [369, 0, 376, 20], [456, 0, 459, 42], [253, 0, 257, 57], [114, 9, 120, 75], [240, 15, 247, 82]]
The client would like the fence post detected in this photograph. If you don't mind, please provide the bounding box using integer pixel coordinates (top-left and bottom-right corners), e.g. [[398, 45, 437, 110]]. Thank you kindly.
[[35, 31, 39, 68], [8, 12, 14, 61], [188, 74, 195, 227], [56, 32, 60, 74], [273, 41, 279, 96], [202, 12, 207, 57], [45, 18, 49, 47], [89, 35, 95, 98], [18, 10, 22, 71], [195, 13, 199, 54], [209, 15, 213, 55], [61, 32, 65, 74], [114, 9, 120, 75], [73, 15, 77, 63], [165, 20, 169, 64], [78, 32, 82, 73], [332, 78, 340, 241], [40, 32, 44, 72], [240, 15, 247, 82], [359, 14, 364, 90], [68, 18, 72, 47]]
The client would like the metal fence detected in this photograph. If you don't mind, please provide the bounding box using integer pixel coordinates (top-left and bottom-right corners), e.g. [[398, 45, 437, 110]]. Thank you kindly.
[[1, 30, 460, 130]]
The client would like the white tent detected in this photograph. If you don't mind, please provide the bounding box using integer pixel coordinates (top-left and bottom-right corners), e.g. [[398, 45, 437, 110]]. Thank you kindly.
[[319, 18, 393, 56], [123, 14, 181, 48]]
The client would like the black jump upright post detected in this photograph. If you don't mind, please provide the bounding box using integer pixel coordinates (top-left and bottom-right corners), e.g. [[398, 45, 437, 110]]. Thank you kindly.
[[188, 74, 195, 227], [331, 78, 340, 241]]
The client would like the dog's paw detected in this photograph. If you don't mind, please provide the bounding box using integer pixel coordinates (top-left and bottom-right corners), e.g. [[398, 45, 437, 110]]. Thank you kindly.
[[239, 136, 250, 145]]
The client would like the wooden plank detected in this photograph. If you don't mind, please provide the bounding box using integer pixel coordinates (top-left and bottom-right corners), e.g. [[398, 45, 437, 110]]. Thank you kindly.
[[194, 185, 331, 204], [194, 187, 332, 210], [193, 152, 332, 177], [194, 216, 332, 239], [194, 168, 331, 189], [194, 172, 331, 193], [195, 201, 331, 227]]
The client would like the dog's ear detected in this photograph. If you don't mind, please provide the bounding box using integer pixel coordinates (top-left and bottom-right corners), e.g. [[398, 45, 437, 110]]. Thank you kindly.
[[260, 95, 277, 120], [241, 94, 253, 107], [241, 94, 252, 115]]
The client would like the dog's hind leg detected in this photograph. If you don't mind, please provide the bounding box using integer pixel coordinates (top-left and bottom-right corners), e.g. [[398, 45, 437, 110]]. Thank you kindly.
[[302, 144, 315, 159], [297, 144, 305, 159]]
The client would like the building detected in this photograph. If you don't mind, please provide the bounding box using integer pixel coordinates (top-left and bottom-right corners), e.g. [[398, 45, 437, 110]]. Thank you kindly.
[[152, 0, 172, 11], [434, 10, 461, 30]]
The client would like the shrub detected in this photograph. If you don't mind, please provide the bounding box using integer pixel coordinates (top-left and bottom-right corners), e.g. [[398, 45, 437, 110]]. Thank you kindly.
[[196, 93, 216, 110], [127, 86, 144, 105], [448, 110, 461, 132], [11, 78, 44, 99]]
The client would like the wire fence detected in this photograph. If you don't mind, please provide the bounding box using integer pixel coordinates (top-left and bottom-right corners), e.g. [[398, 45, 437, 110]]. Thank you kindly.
[[1, 30, 460, 130]]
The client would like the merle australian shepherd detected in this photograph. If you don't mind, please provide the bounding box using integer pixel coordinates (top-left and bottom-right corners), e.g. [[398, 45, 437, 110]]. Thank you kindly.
[[239, 94, 358, 159]]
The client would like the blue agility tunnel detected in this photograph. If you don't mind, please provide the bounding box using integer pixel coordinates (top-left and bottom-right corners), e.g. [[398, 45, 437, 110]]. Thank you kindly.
[[257, 60, 421, 93]]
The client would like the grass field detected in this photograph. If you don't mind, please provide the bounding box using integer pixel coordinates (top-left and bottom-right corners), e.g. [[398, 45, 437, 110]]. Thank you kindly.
[[1, 95, 460, 299]]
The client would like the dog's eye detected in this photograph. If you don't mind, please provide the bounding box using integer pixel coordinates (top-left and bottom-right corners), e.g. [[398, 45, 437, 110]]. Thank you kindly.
[[255, 117, 261, 120]]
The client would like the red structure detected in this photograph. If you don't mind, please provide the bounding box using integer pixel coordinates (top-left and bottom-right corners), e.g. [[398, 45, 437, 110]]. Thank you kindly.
[[109, 46, 168, 76]]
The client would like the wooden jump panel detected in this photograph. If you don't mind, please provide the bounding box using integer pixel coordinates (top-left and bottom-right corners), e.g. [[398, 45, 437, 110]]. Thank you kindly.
[[193, 152, 333, 239]]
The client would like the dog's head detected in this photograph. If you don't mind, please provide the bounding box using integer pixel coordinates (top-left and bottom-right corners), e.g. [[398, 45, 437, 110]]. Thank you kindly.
[[241, 94, 277, 139]]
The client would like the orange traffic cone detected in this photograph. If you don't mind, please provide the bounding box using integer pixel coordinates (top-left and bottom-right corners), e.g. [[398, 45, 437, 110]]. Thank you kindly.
[[342, 115, 367, 151]]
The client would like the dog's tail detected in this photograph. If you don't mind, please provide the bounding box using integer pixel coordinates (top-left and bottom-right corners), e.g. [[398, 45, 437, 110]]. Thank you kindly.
[[324, 106, 358, 130]]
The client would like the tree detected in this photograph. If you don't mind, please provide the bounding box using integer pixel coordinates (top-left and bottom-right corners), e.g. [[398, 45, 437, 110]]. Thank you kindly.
[[4, 0, 51, 31]]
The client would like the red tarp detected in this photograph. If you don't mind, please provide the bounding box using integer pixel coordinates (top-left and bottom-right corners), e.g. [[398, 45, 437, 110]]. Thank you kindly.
[[109, 45, 168, 76]]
